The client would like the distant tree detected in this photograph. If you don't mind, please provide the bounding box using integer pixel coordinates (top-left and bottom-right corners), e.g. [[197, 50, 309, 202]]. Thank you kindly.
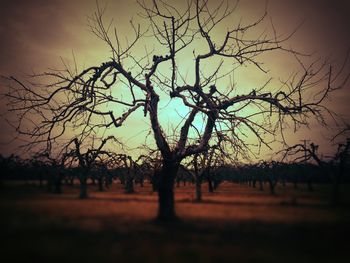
[[92, 160, 109, 191], [5, 0, 349, 221], [65, 136, 119, 198], [28, 156, 48, 188], [185, 145, 226, 201], [135, 151, 163, 192], [332, 139, 350, 204], [281, 139, 350, 205], [114, 154, 137, 194]]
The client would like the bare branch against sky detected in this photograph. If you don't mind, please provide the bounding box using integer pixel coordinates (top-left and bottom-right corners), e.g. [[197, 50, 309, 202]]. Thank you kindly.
[[0, 0, 349, 159]]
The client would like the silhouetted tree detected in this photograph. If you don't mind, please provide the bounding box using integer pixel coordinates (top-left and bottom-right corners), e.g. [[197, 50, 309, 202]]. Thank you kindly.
[[281, 139, 350, 205], [33, 151, 67, 194], [117, 154, 136, 194], [5, 0, 348, 221], [331, 138, 350, 205], [136, 150, 163, 192], [65, 136, 119, 198]]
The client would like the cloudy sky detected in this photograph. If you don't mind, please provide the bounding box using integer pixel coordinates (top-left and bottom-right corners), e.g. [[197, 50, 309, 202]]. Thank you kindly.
[[0, 0, 349, 159]]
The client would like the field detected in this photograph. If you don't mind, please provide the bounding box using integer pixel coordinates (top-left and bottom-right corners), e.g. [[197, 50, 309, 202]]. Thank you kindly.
[[1, 180, 350, 263]]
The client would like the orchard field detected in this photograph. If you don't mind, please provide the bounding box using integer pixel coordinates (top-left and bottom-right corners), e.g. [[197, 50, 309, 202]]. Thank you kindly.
[[1, 180, 349, 263]]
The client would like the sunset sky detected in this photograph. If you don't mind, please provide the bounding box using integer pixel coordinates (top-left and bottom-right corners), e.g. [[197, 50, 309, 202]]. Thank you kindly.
[[0, 0, 349, 161]]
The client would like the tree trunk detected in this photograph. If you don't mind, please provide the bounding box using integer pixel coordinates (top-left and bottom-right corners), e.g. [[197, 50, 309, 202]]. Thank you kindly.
[[195, 176, 202, 202], [39, 173, 43, 188], [157, 162, 179, 222], [213, 179, 220, 190], [252, 179, 256, 188], [105, 176, 111, 189], [259, 179, 264, 191], [53, 172, 62, 194], [79, 177, 88, 199], [268, 179, 275, 195], [125, 172, 134, 194], [282, 178, 286, 187], [98, 177, 104, 192], [140, 177, 144, 187], [208, 178, 214, 193], [119, 175, 125, 185], [47, 175, 53, 193], [151, 171, 159, 192]]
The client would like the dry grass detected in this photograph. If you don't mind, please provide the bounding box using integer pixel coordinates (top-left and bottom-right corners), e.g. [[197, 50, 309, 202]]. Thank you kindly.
[[1, 181, 349, 263]]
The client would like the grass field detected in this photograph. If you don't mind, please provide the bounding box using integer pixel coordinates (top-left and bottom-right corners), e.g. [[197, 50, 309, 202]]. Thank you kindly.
[[1, 181, 350, 263]]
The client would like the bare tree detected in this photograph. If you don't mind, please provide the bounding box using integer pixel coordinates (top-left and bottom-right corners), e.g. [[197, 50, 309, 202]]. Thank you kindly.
[[4, 0, 349, 221], [281, 142, 325, 190], [65, 136, 119, 198], [135, 150, 163, 192], [113, 154, 137, 194], [332, 139, 350, 205], [33, 150, 68, 194], [184, 144, 227, 201], [281, 139, 350, 205]]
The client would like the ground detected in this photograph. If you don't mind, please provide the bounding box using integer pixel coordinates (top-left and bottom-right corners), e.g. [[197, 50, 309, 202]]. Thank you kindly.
[[1, 180, 350, 263]]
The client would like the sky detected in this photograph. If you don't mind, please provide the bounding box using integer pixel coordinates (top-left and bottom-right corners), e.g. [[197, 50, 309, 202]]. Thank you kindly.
[[0, 0, 349, 161]]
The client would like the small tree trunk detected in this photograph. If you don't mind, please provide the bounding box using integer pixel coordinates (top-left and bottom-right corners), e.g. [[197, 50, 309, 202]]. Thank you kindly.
[[79, 176, 88, 199], [213, 179, 220, 190], [259, 179, 264, 191], [151, 171, 159, 192], [195, 176, 202, 202], [38, 173, 43, 188], [104, 176, 111, 189], [53, 172, 62, 194], [80, 182, 88, 199], [268, 179, 275, 195], [125, 172, 134, 194], [157, 162, 178, 222], [119, 176, 125, 185], [208, 178, 214, 193], [140, 177, 144, 187], [98, 177, 104, 192], [47, 177, 53, 192], [252, 179, 257, 188]]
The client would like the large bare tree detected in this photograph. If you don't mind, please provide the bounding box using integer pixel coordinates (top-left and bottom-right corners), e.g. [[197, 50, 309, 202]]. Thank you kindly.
[[4, 0, 349, 221]]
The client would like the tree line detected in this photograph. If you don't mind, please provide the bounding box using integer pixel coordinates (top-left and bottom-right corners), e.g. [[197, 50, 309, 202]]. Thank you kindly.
[[1, 138, 348, 206]]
